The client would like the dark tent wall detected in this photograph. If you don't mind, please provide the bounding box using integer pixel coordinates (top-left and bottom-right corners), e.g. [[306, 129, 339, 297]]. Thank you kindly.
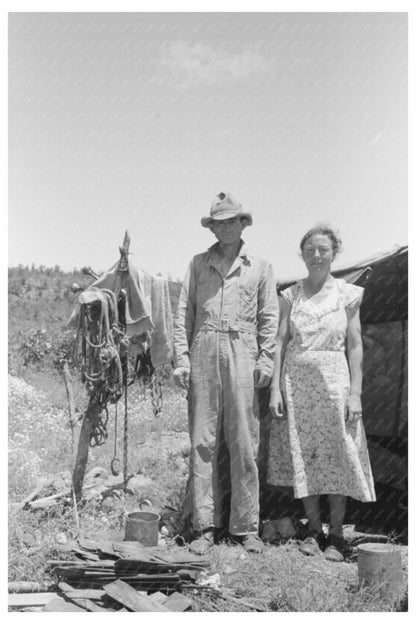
[[333, 246, 407, 324], [334, 246, 408, 442], [334, 247, 408, 510]]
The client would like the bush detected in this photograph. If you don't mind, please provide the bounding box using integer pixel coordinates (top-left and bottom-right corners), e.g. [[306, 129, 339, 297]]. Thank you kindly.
[[9, 328, 77, 373]]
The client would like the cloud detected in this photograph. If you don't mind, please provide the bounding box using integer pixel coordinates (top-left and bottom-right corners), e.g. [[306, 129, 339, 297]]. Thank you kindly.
[[157, 40, 272, 87]]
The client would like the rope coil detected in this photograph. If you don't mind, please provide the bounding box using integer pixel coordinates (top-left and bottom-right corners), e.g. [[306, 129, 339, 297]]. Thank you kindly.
[[73, 288, 127, 445]]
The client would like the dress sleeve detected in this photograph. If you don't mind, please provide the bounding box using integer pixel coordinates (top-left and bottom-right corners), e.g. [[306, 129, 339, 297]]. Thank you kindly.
[[339, 281, 364, 316], [280, 285, 295, 306]]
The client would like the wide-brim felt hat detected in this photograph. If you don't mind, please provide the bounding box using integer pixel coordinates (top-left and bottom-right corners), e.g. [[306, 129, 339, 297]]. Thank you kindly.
[[201, 192, 253, 227]]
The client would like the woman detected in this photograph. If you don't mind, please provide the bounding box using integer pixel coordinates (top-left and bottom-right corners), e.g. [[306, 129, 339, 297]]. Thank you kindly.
[[267, 225, 375, 562]]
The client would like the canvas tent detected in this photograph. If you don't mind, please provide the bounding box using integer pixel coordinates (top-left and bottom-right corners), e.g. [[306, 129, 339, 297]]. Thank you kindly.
[[333, 246, 408, 513], [320, 245, 407, 442]]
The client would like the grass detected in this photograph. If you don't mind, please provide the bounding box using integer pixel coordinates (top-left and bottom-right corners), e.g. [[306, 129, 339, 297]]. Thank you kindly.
[[8, 364, 408, 612], [189, 542, 405, 612]]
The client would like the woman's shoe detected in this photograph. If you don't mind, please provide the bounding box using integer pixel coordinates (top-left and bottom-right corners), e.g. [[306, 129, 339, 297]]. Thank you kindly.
[[299, 530, 325, 556], [324, 534, 345, 562]]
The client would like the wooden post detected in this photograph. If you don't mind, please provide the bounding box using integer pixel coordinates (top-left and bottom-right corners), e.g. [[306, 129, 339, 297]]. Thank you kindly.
[[70, 231, 131, 505], [118, 230, 131, 272], [62, 361, 77, 458], [71, 395, 100, 503]]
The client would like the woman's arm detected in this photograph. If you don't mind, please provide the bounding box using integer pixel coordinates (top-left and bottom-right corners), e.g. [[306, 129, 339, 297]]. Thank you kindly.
[[269, 297, 291, 418], [346, 308, 363, 422]]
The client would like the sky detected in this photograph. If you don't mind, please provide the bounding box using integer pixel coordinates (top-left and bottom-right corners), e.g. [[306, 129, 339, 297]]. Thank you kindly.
[[8, 10, 408, 282]]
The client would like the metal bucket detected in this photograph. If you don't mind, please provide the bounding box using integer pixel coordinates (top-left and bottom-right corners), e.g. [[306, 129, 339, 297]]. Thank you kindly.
[[124, 510, 160, 546], [358, 542, 403, 598]]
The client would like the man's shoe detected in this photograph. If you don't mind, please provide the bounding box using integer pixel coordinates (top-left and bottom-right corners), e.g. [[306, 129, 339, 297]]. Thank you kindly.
[[242, 534, 264, 554], [214, 527, 228, 543], [324, 535, 345, 562], [189, 530, 214, 556], [299, 530, 325, 556]]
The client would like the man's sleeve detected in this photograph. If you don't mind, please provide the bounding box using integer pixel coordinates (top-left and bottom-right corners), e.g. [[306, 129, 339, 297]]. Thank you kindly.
[[255, 262, 279, 375], [173, 259, 196, 369]]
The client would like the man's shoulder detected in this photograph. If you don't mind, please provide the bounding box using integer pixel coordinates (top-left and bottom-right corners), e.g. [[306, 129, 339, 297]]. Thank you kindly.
[[241, 243, 271, 266], [190, 250, 211, 265], [185, 250, 212, 276], [248, 253, 273, 272]]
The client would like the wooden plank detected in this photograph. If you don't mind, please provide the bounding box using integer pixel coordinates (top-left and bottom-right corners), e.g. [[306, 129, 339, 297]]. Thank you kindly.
[[163, 592, 193, 612], [58, 582, 105, 600], [58, 581, 74, 592], [111, 541, 160, 559], [28, 482, 97, 509], [8, 593, 58, 607], [115, 559, 174, 574], [15, 476, 56, 510], [8, 581, 51, 593], [43, 597, 87, 612], [67, 590, 106, 600], [49, 559, 114, 568], [66, 597, 108, 612], [104, 580, 170, 612], [149, 591, 168, 605]]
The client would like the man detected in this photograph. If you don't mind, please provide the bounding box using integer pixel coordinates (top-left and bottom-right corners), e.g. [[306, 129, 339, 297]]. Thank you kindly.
[[173, 192, 279, 554]]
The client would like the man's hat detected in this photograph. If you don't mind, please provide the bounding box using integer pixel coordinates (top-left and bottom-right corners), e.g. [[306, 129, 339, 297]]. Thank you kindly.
[[201, 192, 253, 228]]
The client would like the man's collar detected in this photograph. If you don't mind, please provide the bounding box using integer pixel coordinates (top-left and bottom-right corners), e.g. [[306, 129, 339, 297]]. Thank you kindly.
[[207, 240, 253, 261]]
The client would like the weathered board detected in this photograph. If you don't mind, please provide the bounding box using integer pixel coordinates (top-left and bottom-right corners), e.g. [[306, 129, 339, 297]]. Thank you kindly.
[[8, 593, 58, 607], [104, 579, 170, 612]]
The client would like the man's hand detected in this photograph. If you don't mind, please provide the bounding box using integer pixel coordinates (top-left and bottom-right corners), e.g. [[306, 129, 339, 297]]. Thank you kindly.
[[254, 369, 271, 389], [269, 389, 286, 418], [173, 367, 191, 390], [345, 392, 362, 423]]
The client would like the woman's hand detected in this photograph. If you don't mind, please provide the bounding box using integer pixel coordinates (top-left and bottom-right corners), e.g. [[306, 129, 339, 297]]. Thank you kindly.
[[269, 388, 286, 419], [345, 392, 362, 423]]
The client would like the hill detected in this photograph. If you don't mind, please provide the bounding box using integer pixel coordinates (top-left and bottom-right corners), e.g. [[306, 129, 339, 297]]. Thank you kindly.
[[8, 265, 94, 374], [8, 264, 181, 375]]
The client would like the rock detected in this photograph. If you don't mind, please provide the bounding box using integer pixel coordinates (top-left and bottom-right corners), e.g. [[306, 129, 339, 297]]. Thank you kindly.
[[222, 565, 236, 575], [55, 532, 67, 545]]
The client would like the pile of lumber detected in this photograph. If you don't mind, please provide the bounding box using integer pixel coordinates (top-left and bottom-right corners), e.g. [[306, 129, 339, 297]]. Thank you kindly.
[[9, 535, 209, 612], [9, 581, 195, 612]]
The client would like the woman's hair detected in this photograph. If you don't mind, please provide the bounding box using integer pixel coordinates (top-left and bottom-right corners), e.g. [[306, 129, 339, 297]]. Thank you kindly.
[[300, 224, 343, 258]]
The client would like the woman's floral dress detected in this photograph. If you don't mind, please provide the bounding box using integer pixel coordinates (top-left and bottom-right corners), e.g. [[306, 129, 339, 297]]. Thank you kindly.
[[267, 278, 376, 502]]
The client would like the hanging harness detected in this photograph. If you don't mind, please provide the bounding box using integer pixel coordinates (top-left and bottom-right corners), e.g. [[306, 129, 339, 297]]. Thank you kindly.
[[73, 283, 165, 486], [74, 288, 126, 400], [73, 287, 129, 447]]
